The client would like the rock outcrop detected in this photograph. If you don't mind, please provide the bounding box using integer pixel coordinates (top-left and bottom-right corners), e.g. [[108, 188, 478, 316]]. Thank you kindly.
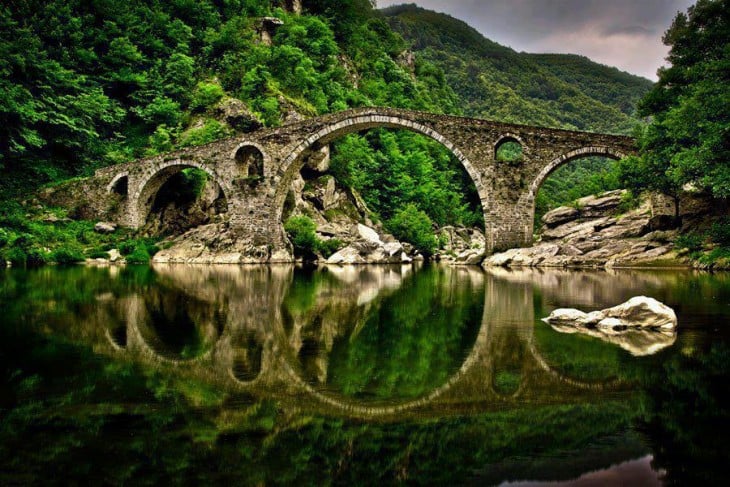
[[484, 190, 684, 269], [543, 296, 678, 356]]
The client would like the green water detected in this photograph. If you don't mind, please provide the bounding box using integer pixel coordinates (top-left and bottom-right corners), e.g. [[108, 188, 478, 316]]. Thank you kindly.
[[1, 264, 729, 485]]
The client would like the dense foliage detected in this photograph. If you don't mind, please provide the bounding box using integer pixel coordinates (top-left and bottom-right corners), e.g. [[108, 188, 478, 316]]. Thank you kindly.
[[620, 0, 730, 206], [0, 0, 656, 256]]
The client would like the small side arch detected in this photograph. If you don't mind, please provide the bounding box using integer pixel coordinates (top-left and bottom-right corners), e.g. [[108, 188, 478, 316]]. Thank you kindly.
[[232, 142, 269, 178], [129, 160, 232, 229], [107, 172, 129, 196], [494, 133, 530, 161]]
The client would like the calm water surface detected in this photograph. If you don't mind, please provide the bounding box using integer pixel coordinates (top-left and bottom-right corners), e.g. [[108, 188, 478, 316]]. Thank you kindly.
[[1, 264, 729, 485]]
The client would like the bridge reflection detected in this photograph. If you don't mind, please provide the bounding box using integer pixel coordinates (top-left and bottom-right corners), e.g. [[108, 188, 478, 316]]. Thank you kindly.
[[77, 265, 675, 418]]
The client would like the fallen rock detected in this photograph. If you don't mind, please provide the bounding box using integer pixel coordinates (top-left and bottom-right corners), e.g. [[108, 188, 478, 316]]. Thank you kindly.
[[453, 248, 486, 265], [357, 224, 382, 245], [600, 296, 678, 330], [542, 206, 579, 228], [94, 221, 117, 233], [543, 296, 678, 355], [326, 246, 367, 265]]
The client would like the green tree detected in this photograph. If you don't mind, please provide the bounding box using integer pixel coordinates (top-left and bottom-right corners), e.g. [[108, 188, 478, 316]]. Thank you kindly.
[[387, 204, 437, 256], [621, 0, 730, 213]]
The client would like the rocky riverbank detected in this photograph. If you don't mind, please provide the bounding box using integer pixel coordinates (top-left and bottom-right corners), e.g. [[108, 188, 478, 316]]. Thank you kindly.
[[483, 190, 688, 269]]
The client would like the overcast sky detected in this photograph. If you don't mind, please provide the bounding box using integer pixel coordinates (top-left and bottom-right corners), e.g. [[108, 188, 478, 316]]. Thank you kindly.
[[383, 0, 695, 80]]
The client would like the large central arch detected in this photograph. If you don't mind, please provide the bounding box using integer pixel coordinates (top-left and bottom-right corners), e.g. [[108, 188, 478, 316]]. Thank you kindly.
[[273, 114, 488, 228]]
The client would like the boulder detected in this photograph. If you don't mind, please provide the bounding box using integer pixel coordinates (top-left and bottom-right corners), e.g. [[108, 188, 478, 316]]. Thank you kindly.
[[543, 296, 677, 331], [576, 190, 625, 218], [453, 248, 486, 266], [542, 296, 678, 355], [357, 224, 381, 245], [94, 221, 117, 234], [214, 98, 262, 133], [326, 246, 366, 265], [601, 296, 677, 330], [542, 206, 579, 228], [542, 308, 588, 324]]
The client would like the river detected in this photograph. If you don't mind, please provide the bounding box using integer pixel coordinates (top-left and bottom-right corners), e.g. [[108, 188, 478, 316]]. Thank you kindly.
[[1, 264, 728, 485]]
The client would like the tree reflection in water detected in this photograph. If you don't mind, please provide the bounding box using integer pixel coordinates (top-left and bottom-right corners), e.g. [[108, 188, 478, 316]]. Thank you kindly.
[[0, 265, 728, 484]]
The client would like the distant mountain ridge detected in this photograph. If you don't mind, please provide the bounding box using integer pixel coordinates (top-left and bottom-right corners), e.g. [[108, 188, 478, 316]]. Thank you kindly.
[[381, 3, 653, 134]]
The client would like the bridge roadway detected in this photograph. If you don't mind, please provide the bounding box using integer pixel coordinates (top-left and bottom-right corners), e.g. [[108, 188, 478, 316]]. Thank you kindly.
[[80, 107, 635, 259]]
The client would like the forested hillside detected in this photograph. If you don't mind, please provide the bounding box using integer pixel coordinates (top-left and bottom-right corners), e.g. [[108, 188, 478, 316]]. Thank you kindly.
[[383, 4, 653, 133], [0, 0, 655, 264]]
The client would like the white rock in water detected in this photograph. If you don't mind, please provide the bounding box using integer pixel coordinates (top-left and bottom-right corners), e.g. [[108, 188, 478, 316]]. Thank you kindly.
[[357, 224, 382, 245], [602, 296, 677, 330], [543, 296, 677, 331], [542, 308, 589, 324]]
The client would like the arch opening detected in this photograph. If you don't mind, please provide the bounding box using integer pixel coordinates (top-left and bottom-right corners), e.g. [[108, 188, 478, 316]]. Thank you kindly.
[[234, 144, 265, 179], [230, 331, 264, 383], [136, 165, 229, 236], [495, 138, 524, 163], [527, 147, 627, 233], [278, 116, 486, 261], [137, 288, 224, 362], [109, 175, 128, 197]]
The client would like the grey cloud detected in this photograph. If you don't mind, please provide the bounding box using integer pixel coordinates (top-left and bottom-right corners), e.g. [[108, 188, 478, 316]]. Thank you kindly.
[[602, 25, 658, 37]]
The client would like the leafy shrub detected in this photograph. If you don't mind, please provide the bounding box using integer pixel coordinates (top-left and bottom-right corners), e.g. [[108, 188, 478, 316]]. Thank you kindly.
[[3, 247, 28, 266], [387, 204, 437, 257], [26, 248, 48, 267], [316, 238, 343, 258], [191, 82, 225, 112], [86, 248, 110, 259], [674, 233, 704, 252], [119, 240, 137, 256], [709, 219, 730, 246], [51, 245, 85, 264], [285, 215, 318, 256], [126, 246, 151, 264], [179, 119, 230, 147], [615, 191, 640, 214]]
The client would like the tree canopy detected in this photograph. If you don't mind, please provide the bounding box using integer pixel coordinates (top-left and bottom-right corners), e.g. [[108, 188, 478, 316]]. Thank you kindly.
[[621, 0, 730, 202]]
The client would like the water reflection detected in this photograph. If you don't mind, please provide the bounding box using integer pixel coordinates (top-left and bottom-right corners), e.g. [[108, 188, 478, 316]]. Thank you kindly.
[[14, 264, 653, 416], [3, 265, 730, 484]]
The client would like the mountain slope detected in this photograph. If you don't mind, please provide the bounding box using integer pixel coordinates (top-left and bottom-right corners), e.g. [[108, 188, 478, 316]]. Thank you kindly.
[[382, 4, 653, 134]]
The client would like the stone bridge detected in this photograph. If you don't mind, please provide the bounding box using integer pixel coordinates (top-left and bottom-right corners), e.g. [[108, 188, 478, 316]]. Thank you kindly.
[[89, 107, 635, 257]]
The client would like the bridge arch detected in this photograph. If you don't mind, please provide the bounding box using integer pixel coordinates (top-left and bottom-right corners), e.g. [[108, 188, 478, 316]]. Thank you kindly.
[[107, 172, 129, 196], [274, 113, 486, 225], [514, 145, 628, 239], [494, 133, 530, 161], [527, 146, 627, 199], [129, 159, 232, 229], [232, 141, 270, 179]]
